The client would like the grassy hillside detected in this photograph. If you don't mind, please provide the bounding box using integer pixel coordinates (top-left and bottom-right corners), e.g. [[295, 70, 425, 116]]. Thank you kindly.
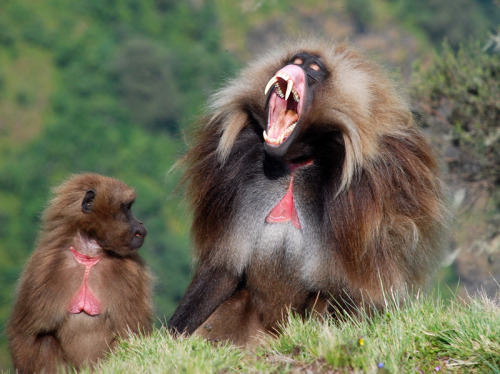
[[88, 293, 500, 373]]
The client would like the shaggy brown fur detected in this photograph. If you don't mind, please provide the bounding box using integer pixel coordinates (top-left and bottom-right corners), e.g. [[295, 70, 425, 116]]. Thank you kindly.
[[169, 39, 448, 346], [7, 173, 153, 372]]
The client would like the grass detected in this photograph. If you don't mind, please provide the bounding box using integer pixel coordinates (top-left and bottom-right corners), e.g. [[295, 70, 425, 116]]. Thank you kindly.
[[86, 292, 500, 373]]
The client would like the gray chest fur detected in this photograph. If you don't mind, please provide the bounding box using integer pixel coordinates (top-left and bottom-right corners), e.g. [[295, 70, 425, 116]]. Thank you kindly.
[[222, 168, 333, 289]]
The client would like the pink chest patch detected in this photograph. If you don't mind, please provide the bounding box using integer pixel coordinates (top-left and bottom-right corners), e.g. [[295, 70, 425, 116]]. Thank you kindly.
[[68, 247, 102, 316], [265, 159, 313, 230]]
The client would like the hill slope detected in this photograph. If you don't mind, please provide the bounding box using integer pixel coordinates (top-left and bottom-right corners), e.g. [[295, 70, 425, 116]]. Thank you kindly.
[[89, 294, 499, 373]]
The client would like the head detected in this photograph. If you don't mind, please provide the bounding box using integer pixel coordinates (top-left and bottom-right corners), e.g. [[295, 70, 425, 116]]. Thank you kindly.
[[263, 51, 328, 157], [46, 173, 147, 257], [213, 38, 410, 190]]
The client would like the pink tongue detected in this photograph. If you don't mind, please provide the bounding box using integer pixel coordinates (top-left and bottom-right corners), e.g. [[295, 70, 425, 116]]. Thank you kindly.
[[269, 109, 298, 139]]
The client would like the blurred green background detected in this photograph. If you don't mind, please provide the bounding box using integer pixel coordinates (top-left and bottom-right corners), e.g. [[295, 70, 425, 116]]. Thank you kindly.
[[0, 0, 498, 369]]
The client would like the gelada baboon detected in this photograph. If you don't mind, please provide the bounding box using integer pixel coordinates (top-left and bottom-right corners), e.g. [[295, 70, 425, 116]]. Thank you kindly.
[[169, 39, 447, 346], [7, 173, 152, 372]]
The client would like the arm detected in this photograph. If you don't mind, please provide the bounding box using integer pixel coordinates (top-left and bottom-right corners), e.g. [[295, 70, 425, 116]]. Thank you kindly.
[[7, 264, 67, 372], [168, 262, 240, 335]]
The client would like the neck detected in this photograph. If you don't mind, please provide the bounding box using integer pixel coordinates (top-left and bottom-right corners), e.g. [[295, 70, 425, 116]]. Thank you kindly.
[[287, 158, 314, 172], [72, 231, 102, 257], [70, 246, 102, 265], [266, 158, 314, 230]]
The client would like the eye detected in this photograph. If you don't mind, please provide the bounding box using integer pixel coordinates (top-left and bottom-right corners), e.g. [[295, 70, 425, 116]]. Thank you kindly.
[[292, 58, 303, 65], [122, 201, 134, 212], [81, 189, 96, 213], [309, 63, 321, 71]]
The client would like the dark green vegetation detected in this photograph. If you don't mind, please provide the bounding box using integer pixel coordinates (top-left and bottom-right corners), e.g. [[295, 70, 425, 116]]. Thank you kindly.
[[413, 41, 500, 187], [412, 38, 500, 299], [0, 0, 498, 370], [0, 0, 237, 367]]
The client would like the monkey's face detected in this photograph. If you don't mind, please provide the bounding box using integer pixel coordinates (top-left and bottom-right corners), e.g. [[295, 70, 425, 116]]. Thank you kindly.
[[79, 181, 147, 257], [263, 52, 328, 158]]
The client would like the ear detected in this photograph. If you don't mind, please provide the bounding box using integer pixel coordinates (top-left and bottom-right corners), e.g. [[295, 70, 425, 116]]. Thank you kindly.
[[82, 189, 96, 213]]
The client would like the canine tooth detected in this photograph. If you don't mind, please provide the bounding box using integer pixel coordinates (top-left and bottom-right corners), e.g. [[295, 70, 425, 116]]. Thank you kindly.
[[263, 131, 274, 143], [285, 80, 293, 100], [264, 76, 278, 95], [277, 133, 284, 145]]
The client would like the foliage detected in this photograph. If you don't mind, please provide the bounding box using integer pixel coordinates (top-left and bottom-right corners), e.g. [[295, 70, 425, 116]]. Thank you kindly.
[[411, 35, 500, 310], [412, 40, 500, 192], [110, 37, 182, 132], [387, 0, 499, 49], [345, 0, 375, 33], [0, 0, 237, 368], [87, 293, 500, 373]]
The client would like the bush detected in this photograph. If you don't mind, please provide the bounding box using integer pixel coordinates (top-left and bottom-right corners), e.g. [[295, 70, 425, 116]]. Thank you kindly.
[[412, 40, 500, 188], [111, 37, 182, 133]]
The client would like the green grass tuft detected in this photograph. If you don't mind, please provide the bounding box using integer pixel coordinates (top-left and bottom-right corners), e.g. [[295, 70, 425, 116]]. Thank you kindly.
[[89, 293, 499, 373]]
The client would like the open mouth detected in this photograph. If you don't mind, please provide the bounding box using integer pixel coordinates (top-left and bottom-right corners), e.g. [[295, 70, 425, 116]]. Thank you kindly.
[[264, 64, 305, 147]]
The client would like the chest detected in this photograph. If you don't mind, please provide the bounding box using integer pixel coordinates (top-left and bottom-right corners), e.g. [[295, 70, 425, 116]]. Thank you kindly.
[[223, 161, 329, 282]]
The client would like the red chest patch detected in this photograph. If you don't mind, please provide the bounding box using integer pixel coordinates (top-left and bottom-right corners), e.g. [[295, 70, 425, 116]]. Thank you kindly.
[[68, 247, 102, 316], [265, 159, 313, 230]]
